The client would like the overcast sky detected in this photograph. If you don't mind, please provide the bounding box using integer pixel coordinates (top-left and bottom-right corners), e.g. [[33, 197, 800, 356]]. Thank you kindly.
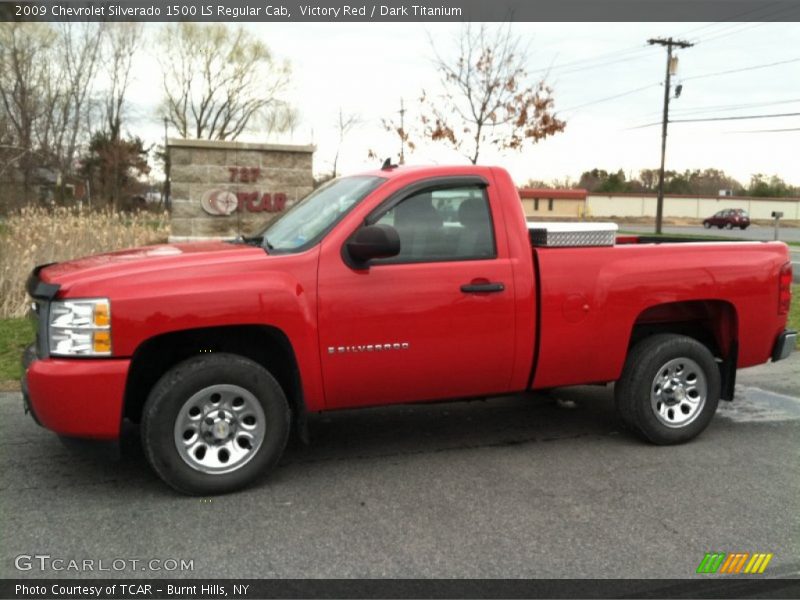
[[124, 21, 800, 186]]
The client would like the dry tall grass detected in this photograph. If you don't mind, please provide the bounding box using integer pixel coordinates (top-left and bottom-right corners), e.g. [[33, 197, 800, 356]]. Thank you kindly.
[[0, 207, 169, 318]]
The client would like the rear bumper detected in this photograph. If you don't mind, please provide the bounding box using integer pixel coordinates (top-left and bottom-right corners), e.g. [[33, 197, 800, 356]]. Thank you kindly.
[[22, 345, 130, 439], [772, 330, 797, 362]]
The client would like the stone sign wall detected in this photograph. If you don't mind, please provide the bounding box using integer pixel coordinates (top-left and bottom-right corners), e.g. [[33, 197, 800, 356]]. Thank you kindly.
[[168, 139, 315, 241]]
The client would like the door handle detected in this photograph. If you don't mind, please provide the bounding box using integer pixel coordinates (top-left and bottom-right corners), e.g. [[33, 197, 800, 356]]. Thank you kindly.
[[460, 282, 505, 293]]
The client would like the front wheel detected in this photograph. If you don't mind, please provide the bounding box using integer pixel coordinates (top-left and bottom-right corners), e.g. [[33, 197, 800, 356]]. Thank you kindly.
[[615, 334, 720, 444], [141, 353, 291, 495]]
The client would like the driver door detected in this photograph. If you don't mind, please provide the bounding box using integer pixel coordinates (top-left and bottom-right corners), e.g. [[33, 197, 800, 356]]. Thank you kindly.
[[316, 180, 516, 409]]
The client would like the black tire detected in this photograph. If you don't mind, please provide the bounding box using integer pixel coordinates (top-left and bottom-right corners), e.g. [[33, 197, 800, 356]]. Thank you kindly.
[[740, 225, 748, 230], [141, 353, 290, 495], [615, 334, 720, 445]]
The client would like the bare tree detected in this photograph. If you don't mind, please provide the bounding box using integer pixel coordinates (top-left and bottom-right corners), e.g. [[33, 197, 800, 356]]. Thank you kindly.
[[0, 23, 53, 202], [105, 23, 142, 141], [331, 108, 361, 178], [48, 23, 105, 186], [0, 23, 104, 205], [420, 24, 566, 165], [158, 23, 293, 141]]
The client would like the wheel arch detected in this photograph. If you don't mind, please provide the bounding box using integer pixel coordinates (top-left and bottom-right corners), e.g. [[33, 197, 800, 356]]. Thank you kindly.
[[123, 324, 307, 438], [627, 299, 739, 400]]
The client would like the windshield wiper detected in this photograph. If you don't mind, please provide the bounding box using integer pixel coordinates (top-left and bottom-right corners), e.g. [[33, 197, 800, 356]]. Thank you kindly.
[[229, 235, 269, 248]]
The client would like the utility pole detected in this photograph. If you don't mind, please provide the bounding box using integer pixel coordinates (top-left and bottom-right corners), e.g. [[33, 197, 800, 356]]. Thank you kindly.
[[398, 97, 407, 165], [163, 116, 171, 211], [648, 37, 693, 234]]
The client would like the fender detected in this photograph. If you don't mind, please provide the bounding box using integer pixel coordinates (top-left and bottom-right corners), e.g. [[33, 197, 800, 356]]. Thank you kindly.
[[57, 246, 327, 411]]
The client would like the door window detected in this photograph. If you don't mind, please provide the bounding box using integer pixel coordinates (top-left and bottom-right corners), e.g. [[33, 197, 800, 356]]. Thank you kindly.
[[372, 186, 495, 263]]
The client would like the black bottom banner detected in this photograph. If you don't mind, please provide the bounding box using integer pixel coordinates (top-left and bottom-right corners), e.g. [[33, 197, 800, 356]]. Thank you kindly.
[[2, 579, 800, 599]]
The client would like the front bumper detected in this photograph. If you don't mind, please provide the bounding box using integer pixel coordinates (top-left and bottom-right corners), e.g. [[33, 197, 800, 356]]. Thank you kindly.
[[772, 330, 797, 362], [21, 345, 130, 439], [21, 344, 41, 425]]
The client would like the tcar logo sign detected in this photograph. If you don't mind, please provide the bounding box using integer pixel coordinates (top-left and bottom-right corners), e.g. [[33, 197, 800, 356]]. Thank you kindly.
[[201, 167, 290, 216], [201, 189, 238, 216]]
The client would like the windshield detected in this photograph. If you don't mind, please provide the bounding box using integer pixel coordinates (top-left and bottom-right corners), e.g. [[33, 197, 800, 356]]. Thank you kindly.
[[260, 176, 385, 253]]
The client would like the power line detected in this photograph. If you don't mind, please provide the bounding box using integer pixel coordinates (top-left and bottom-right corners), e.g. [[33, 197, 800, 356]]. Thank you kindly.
[[692, 6, 800, 44], [676, 2, 788, 37], [675, 4, 800, 46], [558, 83, 661, 113], [674, 112, 800, 123], [630, 111, 800, 129], [531, 20, 795, 87], [683, 56, 800, 81], [635, 97, 800, 121], [549, 50, 658, 78], [726, 127, 800, 133], [670, 97, 800, 116], [529, 44, 655, 76]]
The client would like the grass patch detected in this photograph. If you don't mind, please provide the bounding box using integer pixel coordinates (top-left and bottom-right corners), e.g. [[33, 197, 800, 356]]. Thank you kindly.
[[0, 318, 34, 381], [1, 207, 169, 318], [789, 286, 800, 347]]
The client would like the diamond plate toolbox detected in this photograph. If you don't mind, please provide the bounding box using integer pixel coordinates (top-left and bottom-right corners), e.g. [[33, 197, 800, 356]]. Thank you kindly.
[[527, 222, 618, 247]]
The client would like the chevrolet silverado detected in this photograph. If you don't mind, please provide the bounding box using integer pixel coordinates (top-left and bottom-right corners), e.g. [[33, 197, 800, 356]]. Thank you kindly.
[[22, 165, 796, 494]]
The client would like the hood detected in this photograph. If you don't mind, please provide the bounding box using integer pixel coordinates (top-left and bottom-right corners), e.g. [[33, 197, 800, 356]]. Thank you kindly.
[[40, 241, 267, 294]]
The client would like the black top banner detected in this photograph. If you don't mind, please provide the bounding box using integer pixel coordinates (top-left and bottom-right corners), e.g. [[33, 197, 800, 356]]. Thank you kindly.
[[2, 0, 800, 22]]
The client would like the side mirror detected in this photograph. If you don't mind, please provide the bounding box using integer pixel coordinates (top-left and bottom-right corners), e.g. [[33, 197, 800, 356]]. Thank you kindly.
[[346, 224, 400, 265]]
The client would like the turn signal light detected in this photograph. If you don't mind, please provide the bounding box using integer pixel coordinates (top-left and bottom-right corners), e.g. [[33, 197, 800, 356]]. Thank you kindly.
[[93, 331, 112, 354]]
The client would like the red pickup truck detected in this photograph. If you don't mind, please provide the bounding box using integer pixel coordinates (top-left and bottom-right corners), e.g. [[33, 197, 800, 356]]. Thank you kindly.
[[22, 165, 796, 495]]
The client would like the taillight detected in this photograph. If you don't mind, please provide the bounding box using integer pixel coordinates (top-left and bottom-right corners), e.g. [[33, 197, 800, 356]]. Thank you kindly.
[[779, 262, 792, 315]]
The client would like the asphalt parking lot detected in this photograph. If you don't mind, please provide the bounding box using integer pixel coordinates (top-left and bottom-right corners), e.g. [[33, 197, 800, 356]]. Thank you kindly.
[[620, 223, 800, 243], [1, 355, 799, 580]]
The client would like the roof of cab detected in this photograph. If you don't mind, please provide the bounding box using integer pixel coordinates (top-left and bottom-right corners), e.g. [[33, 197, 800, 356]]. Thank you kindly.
[[355, 164, 497, 182]]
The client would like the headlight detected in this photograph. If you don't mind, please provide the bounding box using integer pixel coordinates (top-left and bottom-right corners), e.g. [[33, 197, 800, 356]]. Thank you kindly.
[[48, 298, 112, 356]]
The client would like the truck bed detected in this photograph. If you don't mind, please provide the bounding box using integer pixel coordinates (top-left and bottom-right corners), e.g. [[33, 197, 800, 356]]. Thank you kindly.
[[527, 224, 789, 390]]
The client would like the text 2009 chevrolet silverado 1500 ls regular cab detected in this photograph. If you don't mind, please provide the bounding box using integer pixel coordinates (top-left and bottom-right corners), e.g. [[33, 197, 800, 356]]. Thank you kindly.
[[22, 165, 796, 494]]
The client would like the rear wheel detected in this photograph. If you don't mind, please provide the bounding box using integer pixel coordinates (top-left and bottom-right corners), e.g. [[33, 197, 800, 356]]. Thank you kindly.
[[141, 353, 290, 495], [615, 334, 720, 444], [740, 225, 748, 230]]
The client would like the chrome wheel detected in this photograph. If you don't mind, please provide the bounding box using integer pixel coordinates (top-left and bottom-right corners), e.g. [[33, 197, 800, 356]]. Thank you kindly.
[[174, 384, 265, 474], [650, 358, 707, 428]]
